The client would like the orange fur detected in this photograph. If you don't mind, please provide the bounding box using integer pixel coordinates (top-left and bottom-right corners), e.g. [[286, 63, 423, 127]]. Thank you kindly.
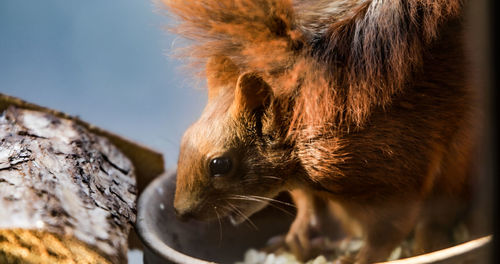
[[166, 0, 482, 263], [164, 0, 462, 128]]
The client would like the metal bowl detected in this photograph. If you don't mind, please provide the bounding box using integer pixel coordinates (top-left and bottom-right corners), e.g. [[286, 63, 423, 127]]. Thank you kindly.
[[136, 173, 295, 264], [136, 173, 492, 264]]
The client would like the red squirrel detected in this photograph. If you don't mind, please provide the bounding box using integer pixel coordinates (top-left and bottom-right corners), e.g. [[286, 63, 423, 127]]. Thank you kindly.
[[163, 0, 481, 263]]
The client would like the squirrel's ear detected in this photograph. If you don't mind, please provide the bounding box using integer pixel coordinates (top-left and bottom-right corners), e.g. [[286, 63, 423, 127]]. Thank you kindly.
[[206, 56, 239, 101], [231, 73, 272, 116]]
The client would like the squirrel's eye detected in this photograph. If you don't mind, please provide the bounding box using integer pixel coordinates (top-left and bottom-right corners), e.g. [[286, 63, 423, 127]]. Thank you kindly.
[[209, 157, 232, 177]]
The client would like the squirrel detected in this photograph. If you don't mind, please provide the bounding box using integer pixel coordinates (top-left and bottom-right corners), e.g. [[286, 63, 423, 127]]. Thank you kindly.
[[163, 0, 482, 263]]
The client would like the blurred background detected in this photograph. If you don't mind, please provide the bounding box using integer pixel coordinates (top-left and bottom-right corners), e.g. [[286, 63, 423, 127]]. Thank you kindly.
[[0, 0, 207, 172]]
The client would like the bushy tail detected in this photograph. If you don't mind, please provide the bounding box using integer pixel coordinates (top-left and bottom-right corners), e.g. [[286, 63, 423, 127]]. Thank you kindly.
[[163, 0, 300, 73], [162, 0, 463, 128]]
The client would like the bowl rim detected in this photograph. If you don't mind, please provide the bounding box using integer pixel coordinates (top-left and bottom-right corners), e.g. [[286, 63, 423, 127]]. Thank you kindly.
[[136, 173, 215, 264], [136, 173, 492, 264], [377, 235, 491, 264]]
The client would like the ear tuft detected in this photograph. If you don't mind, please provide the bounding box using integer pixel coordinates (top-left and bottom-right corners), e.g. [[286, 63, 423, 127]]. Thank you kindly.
[[206, 56, 240, 100], [232, 73, 272, 116]]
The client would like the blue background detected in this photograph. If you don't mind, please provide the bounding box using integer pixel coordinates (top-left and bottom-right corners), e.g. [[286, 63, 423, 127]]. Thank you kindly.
[[0, 0, 207, 171]]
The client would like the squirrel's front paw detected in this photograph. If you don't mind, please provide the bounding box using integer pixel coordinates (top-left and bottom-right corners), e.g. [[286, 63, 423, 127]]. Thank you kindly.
[[285, 219, 332, 262], [285, 229, 314, 261], [260, 229, 317, 261]]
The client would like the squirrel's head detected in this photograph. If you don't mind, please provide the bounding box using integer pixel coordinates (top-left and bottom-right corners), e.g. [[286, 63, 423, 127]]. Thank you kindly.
[[174, 56, 294, 224]]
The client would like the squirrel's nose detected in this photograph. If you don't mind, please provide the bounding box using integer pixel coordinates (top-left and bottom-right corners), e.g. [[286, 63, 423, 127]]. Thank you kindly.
[[173, 207, 194, 222]]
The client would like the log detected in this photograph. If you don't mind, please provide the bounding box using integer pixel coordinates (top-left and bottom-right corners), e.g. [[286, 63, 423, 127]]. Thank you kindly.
[[0, 106, 137, 263], [0, 93, 165, 195], [0, 93, 165, 251]]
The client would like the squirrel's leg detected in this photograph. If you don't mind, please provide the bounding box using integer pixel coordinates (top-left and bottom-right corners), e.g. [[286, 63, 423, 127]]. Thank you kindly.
[[341, 199, 421, 264], [413, 196, 467, 255], [285, 188, 344, 261], [285, 188, 318, 261], [414, 143, 473, 254]]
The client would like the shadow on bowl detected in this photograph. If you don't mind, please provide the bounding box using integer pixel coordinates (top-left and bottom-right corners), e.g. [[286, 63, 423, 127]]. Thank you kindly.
[[136, 173, 492, 264]]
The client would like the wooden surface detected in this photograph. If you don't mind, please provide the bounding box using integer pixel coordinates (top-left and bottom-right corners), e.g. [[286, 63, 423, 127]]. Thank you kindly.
[[0, 229, 111, 264], [0, 107, 137, 263], [0, 93, 165, 195]]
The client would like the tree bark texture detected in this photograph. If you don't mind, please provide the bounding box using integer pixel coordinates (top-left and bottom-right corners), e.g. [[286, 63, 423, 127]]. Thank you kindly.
[[0, 106, 137, 263]]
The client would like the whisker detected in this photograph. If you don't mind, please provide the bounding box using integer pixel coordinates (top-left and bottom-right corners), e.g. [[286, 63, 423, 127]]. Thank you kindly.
[[226, 201, 259, 230], [241, 176, 282, 184], [262, 201, 295, 216], [261, 176, 282, 181], [232, 194, 296, 208], [248, 195, 296, 208], [220, 204, 234, 215], [227, 196, 295, 216], [213, 206, 223, 244], [226, 196, 268, 203]]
